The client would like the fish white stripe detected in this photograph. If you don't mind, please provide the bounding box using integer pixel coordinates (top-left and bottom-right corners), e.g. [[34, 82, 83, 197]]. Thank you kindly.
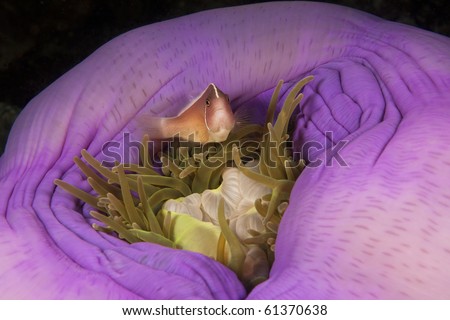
[[211, 83, 220, 98]]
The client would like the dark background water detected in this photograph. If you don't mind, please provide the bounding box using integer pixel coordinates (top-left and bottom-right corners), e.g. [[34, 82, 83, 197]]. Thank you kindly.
[[1, 0, 449, 154]]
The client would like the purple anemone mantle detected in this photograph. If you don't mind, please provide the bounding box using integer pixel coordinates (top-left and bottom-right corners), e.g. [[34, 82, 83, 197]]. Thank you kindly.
[[1, 2, 450, 299]]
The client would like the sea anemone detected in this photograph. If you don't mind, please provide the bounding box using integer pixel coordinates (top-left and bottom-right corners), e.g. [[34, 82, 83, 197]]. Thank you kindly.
[[55, 76, 313, 290], [1, 2, 449, 299]]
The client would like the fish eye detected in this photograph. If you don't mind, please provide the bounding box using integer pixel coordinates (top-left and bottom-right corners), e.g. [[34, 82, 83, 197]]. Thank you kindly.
[[205, 99, 211, 107]]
